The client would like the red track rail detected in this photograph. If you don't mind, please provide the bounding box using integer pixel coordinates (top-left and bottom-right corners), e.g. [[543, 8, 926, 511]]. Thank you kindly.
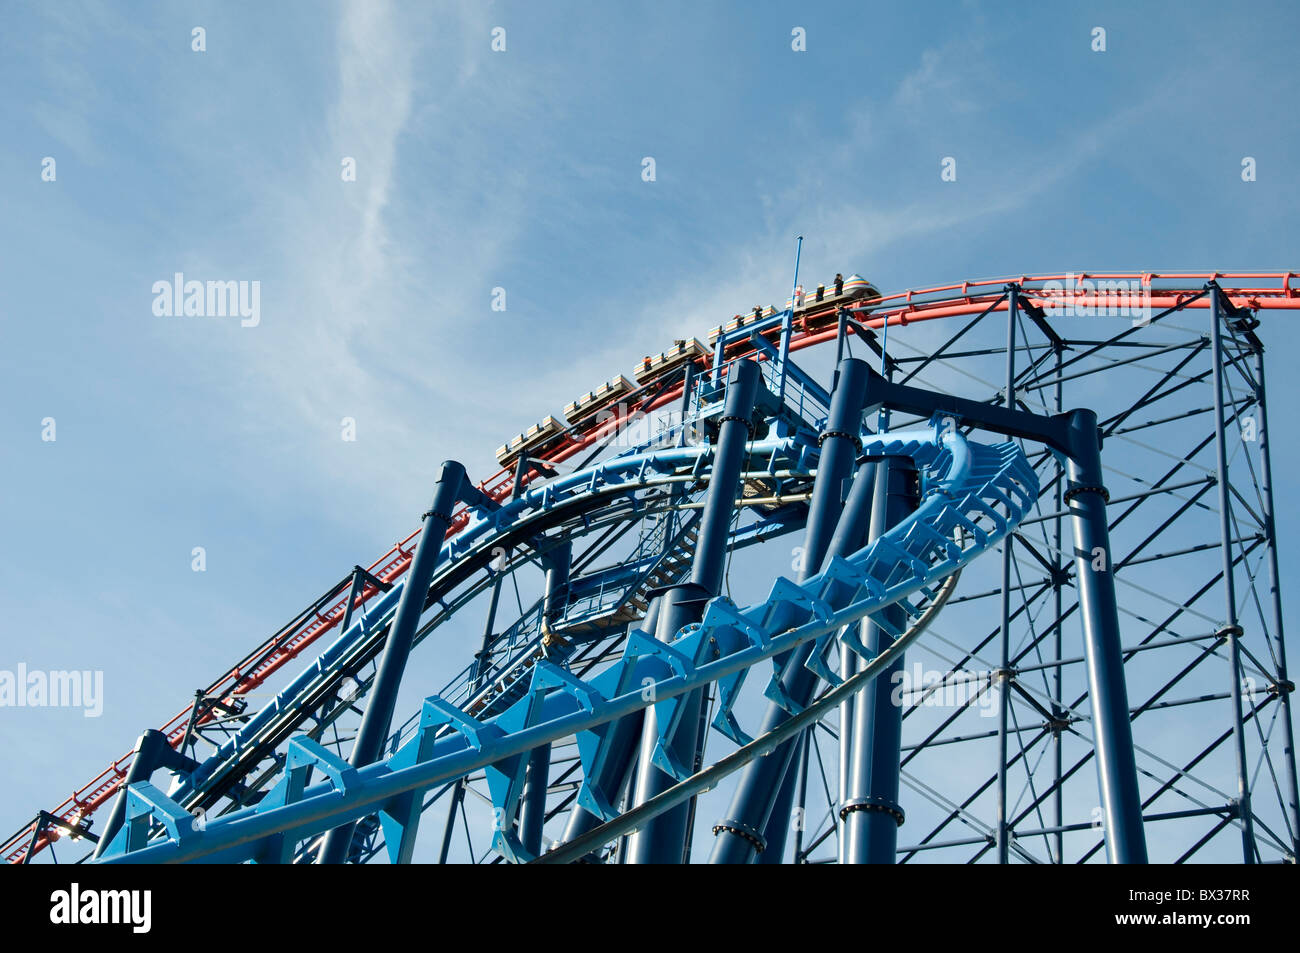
[[8, 270, 1295, 863]]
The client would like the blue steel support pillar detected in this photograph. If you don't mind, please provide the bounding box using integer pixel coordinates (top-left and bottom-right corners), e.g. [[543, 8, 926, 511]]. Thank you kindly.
[[711, 358, 872, 863], [842, 456, 918, 863], [1063, 410, 1148, 864], [626, 358, 760, 863], [319, 460, 467, 864]]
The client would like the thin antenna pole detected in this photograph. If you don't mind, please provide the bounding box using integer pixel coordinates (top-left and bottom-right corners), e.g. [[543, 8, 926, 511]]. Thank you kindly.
[[777, 236, 803, 407]]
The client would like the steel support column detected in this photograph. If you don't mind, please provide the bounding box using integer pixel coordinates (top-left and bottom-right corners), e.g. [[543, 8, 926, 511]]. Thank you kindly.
[[626, 358, 760, 863], [319, 460, 467, 864], [711, 358, 873, 863], [842, 456, 918, 863], [1063, 410, 1148, 863]]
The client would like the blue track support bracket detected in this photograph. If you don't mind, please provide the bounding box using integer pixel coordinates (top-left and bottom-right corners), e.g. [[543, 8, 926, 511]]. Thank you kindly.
[[255, 738, 359, 863], [802, 634, 842, 688], [530, 659, 602, 712], [93, 728, 198, 860], [102, 783, 196, 857], [420, 695, 492, 752], [760, 578, 836, 715], [285, 737, 360, 795], [378, 694, 497, 865], [712, 670, 753, 747], [574, 726, 623, 822], [569, 628, 677, 820], [485, 659, 586, 862]]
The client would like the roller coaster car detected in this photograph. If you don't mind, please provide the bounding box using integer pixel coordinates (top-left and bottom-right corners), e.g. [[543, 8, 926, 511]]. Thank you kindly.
[[634, 337, 712, 386], [564, 374, 636, 426], [790, 274, 881, 329], [495, 414, 568, 469], [707, 306, 781, 354]]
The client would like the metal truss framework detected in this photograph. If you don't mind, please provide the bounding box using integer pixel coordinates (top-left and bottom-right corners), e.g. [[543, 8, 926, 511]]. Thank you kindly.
[[7, 272, 1298, 865]]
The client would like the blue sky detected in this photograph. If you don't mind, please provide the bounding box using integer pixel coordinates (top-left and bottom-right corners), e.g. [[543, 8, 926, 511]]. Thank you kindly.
[[2, 0, 1298, 860]]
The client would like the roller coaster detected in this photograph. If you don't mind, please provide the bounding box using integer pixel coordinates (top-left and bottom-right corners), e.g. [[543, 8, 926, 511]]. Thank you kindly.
[[7, 270, 1299, 864]]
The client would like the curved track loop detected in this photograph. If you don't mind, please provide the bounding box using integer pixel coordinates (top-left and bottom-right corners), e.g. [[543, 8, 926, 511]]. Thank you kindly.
[[7, 269, 1290, 863]]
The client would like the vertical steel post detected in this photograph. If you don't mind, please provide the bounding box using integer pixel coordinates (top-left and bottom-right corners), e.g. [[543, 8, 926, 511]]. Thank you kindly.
[[1063, 410, 1148, 863], [626, 358, 760, 863], [319, 460, 467, 863], [1251, 346, 1300, 859], [995, 287, 1017, 863], [710, 358, 872, 863], [1208, 286, 1257, 862], [842, 456, 918, 863]]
